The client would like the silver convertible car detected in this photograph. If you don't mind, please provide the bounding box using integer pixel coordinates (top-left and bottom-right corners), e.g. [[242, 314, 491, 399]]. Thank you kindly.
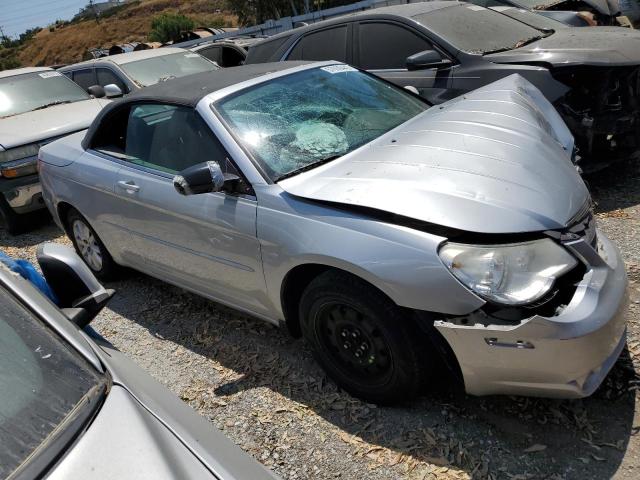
[[39, 61, 628, 404]]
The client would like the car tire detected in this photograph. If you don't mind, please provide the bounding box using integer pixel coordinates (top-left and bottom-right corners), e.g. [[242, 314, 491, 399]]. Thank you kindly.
[[66, 209, 118, 281], [0, 198, 27, 235], [299, 270, 433, 405]]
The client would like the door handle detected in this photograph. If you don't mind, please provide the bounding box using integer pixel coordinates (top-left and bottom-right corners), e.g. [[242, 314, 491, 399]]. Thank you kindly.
[[117, 180, 140, 193]]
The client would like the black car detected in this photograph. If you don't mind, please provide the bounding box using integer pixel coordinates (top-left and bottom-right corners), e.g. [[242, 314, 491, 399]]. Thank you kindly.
[[245, 1, 640, 170]]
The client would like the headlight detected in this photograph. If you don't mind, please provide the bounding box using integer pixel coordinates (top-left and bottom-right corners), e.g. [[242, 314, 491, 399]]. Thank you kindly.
[[0, 143, 40, 178], [0, 143, 40, 163], [439, 239, 578, 305]]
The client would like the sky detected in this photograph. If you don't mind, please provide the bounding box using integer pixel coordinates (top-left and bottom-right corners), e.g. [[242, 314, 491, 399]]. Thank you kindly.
[[0, 0, 91, 38]]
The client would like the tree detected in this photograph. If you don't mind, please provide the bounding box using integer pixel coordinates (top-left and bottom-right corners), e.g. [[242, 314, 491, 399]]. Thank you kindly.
[[227, 0, 353, 26], [148, 13, 195, 44]]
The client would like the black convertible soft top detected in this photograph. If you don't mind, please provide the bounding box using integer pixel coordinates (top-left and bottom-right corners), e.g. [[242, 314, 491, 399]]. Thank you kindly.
[[123, 61, 312, 106], [81, 61, 312, 150]]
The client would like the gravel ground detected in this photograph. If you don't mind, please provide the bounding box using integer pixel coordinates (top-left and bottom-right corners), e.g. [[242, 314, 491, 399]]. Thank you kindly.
[[2, 160, 640, 480]]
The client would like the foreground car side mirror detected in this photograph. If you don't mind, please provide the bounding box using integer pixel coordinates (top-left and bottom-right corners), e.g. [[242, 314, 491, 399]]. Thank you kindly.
[[406, 50, 451, 71], [37, 243, 114, 328], [173, 161, 240, 195], [104, 83, 124, 98], [87, 84, 106, 98]]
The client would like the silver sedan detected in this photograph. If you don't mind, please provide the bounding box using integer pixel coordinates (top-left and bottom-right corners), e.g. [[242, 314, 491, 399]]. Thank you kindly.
[[39, 61, 628, 404]]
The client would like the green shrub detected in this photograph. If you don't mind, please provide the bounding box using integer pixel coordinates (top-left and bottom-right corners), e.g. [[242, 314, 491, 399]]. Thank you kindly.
[[148, 13, 195, 44]]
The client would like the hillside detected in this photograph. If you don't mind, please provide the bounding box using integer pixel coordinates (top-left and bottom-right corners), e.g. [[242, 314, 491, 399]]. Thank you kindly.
[[17, 0, 235, 67]]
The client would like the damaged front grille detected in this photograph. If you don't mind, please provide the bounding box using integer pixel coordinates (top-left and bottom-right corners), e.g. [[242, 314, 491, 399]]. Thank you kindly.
[[552, 65, 640, 169], [565, 208, 598, 249]]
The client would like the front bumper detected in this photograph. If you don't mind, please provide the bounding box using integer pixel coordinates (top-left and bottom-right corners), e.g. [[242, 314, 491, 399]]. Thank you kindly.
[[0, 174, 44, 214], [435, 230, 629, 398]]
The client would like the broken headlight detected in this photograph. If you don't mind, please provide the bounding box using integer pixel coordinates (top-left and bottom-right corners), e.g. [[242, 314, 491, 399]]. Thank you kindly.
[[438, 239, 578, 305]]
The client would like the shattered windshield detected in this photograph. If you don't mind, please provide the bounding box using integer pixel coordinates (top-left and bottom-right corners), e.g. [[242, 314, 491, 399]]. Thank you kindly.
[[413, 4, 545, 54], [121, 52, 219, 87], [0, 286, 105, 478], [214, 65, 428, 181], [0, 71, 90, 118]]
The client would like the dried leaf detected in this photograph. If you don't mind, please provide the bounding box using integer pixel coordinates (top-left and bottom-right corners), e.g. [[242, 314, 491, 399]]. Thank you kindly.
[[523, 444, 547, 453]]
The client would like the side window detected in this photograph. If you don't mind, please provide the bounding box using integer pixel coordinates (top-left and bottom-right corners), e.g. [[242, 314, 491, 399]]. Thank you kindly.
[[287, 26, 348, 62], [197, 46, 221, 63], [220, 46, 245, 67], [357, 23, 432, 70], [94, 104, 239, 179], [96, 68, 129, 94], [71, 69, 96, 90]]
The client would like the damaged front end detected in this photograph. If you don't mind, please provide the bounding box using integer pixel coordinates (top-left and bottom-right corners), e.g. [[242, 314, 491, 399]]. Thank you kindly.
[[551, 65, 640, 171], [532, 0, 640, 27], [433, 209, 629, 398]]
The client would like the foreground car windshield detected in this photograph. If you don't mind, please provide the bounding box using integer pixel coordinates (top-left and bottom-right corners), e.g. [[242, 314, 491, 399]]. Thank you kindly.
[[121, 52, 219, 87], [0, 71, 90, 118], [413, 4, 545, 54], [215, 66, 428, 180], [0, 288, 106, 478]]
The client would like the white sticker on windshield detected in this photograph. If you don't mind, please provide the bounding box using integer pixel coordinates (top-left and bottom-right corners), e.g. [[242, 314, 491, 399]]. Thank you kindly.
[[466, 5, 486, 10], [321, 64, 357, 74], [38, 71, 62, 78], [184, 53, 200, 58]]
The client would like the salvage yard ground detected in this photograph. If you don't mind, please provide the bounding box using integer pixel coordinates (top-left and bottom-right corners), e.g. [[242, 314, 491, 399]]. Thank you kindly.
[[2, 159, 640, 480]]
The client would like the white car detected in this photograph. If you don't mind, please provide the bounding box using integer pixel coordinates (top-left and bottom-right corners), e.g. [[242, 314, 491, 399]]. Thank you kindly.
[[59, 48, 220, 96], [0, 67, 108, 234]]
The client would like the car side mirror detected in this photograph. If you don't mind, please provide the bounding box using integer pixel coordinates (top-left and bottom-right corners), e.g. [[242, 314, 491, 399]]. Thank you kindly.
[[104, 83, 124, 98], [36, 243, 114, 328], [173, 161, 240, 195], [406, 50, 451, 71], [87, 84, 106, 98]]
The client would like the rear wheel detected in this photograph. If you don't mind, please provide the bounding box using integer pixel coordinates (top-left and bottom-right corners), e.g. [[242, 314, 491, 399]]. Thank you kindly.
[[66, 209, 118, 281], [299, 270, 433, 404]]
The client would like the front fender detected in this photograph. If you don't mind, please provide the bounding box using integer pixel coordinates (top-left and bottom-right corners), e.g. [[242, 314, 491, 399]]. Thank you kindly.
[[256, 187, 484, 319]]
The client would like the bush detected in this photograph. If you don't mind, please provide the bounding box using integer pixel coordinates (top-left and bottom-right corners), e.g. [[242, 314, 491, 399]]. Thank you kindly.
[[148, 13, 195, 44]]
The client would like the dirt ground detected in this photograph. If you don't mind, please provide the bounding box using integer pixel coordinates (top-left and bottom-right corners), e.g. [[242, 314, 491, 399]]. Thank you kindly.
[[2, 159, 639, 480]]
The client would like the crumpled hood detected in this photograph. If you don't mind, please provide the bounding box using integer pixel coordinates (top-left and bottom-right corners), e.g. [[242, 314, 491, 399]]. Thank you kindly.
[[486, 28, 640, 67], [279, 74, 589, 234], [0, 98, 105, 149]]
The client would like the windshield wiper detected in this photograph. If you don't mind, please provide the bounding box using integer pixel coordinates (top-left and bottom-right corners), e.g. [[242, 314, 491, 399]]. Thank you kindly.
[[275, 155, 342, 182], [31, 100, 72, 111]]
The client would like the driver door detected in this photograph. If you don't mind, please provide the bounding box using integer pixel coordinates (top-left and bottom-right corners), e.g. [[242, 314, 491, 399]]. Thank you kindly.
[[105, 103, 268, 315], [353, 21, 456, 104]]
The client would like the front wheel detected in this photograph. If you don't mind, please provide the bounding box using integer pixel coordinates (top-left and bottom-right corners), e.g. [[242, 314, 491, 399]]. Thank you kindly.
[[66, 209, 118, 281], [299, 271, 434, 404]]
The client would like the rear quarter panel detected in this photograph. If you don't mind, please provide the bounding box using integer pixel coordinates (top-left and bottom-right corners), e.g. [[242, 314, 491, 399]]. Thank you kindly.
[[39, 136, 124, 261]]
